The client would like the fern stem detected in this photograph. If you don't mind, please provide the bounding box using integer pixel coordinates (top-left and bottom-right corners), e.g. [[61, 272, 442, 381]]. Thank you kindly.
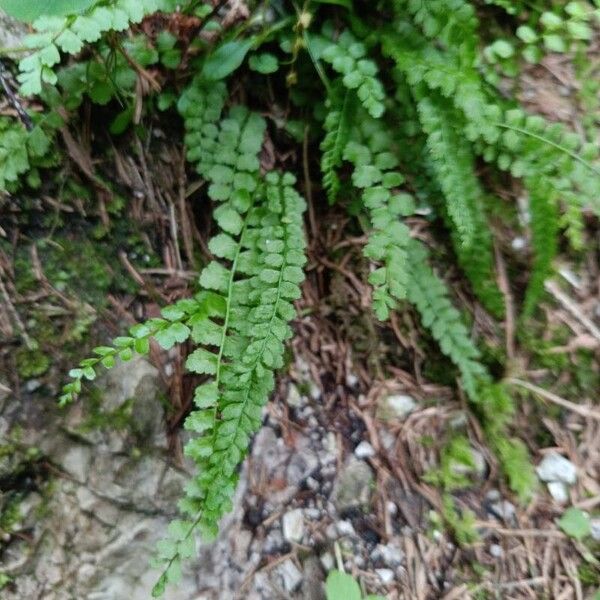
[[494, 122, 600, 177]]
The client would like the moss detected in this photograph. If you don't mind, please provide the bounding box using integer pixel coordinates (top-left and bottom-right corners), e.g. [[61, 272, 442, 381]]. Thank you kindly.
[[15, 347, 50, 378]]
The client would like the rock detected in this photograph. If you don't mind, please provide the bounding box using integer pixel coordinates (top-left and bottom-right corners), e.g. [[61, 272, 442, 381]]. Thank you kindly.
[[489, 499, 516, 522], [331, 457, 374, 512], [547, 481, 569, 504], [336, 520, 356, 537], [302, 556, 326, 600], [354, 441, 375, 459], [489, 544, 503, 558], [377, 393, 417, 420], [536, 452, 577, 485], [286, 383, 303, 408], [0, 10, 28, 52], [376, 568, 395, 584], [320, 552, 334, 571], [282, 509, 304, 543], [378, 543, 404, 567], [277, 559, 303, 592], [590, 519, 600, 541], [59, 445, 92, 483]]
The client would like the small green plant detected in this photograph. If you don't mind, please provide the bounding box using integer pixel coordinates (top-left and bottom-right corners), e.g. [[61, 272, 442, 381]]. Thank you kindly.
[[326, 570, 386, 600], [558, 507, 593, 542], [1, 0, 599, 596]]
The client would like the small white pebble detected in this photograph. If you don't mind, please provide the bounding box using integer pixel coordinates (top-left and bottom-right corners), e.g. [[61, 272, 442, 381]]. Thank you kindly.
[[490, 544, 503, 558], [354, 441, 376, 459], [375, 568, 395, 585]]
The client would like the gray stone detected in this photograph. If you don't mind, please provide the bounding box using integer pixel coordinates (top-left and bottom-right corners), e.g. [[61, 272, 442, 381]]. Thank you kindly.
[[536, 453, 577, 485], [376, 568, 395, 584], [336, 520, 356, 537], [286, 383, 303, 408], [489, 544, 503, 558], [354, 441, 375, 459], [378, 543, 404, 567], [0, 10, 28, 52], [377, 393, 417, 420], [590, 519, 600, 541], [489, 499, 516, 522], [320, 552, 334, 571], [331, 457, 373, 512], [547, 481, 569, 504], [282, 508, 304, 543], [59, 445, 92, 483], [277, 559, 303, 592]]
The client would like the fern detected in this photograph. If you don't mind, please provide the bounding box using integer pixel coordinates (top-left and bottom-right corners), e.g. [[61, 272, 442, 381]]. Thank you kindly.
[[416, 94, 479, 246], [406, 239, 488, 400], [17, 0, 171, 95], [178, 78, 228, 179], [341, 115, 413, 320], [522, 177, 559, 319], [320, 86, 356, 204], [0, 116, 58, 192], [321, 31, 385, 119]]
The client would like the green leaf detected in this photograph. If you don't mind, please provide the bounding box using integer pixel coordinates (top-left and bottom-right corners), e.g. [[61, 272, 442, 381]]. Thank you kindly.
[[325, 571, 362, 600], [155, 322, 191, 350], [557, 507, 591, 541], [0, 0, 95, 22], [186, 348, 218, 374], [248, 53, 278, 74], [202, 39, 254, 81]]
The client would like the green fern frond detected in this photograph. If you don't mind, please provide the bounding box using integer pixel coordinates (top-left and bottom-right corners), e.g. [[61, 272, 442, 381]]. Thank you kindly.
[[342, 115, 415, 319], [522, 177, 559, 319], [406, 239, 488, 400], [416, 95, 478, 246], [178, 79, 228, 178], [17, 0, 171, 95], [391, 0, 479, 45], [321, 31, 385, 118], [320, 87, 356, 204]]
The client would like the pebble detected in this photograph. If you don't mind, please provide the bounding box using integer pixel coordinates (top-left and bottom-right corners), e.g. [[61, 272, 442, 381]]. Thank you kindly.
[[386, 501, 398, 516], [378, 394, 417, 420], [536, 452, 577, 485], [286, 384, 303, 408], [489, 500, 516, 522], [375, 568, 395, 585], [489, 544, 503, 558], [282, 509, 304, 543], [320, 552, 334, 571], [277, 559, 303, 592], [354, 441, 376, 459], [336, 520, 356, 537], [378, 543, 404, 567], [547, 481, 569, 504], [591, 519, 600, 542]]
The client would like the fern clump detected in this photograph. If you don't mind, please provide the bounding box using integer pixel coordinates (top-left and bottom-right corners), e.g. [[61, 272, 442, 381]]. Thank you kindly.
[[3, 0, 599, 595]]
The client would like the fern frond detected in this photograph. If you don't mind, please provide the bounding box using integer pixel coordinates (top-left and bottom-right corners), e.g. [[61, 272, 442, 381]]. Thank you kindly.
[[342, 115, 414, 319], [416, 95, 479, 246], [320, 87, 356, 204], [17, 0, 170, 95], [322, 31, 385, 118], [178, 79, 228, 178], [391, 0, 479, 46], [149, 104, 307, 593], [522, 177, 559, 319], [406, 239, 488, 400]]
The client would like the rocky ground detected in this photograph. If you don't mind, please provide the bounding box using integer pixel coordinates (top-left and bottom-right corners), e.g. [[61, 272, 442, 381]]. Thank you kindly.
[[2, 339, 599, 599]]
